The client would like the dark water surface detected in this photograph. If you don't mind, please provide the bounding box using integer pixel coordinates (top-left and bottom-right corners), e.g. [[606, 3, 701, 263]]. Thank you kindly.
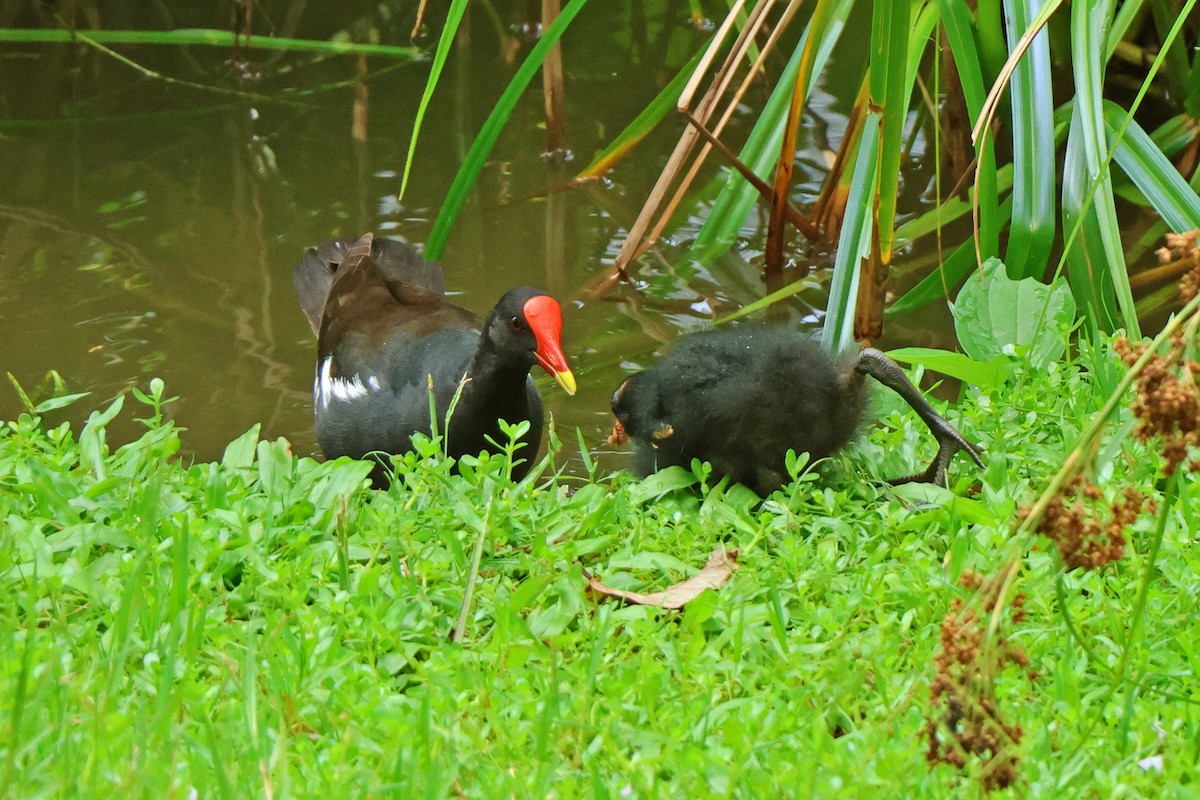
[[0, 2, 938, 474]]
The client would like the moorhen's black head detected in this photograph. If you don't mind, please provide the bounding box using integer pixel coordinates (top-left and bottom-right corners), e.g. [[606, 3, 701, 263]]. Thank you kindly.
[[610, 372, 666, 442], [480, 286, 577, 395]]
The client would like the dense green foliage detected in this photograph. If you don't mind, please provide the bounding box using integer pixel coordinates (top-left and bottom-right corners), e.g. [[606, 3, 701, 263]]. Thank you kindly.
[[583, 0, 1200, 340], [2, 338, 1196, 797]]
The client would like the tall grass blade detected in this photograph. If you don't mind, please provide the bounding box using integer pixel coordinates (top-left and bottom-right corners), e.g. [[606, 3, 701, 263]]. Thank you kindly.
[[822, 112, 881, 354], [399, 0, 470, 201], [974, 0, 1007, 78], [894, 165, 1013, 243], [575, 49, 704, 181], [1062, 0, 1132, 334], [871, 0, 918, 263], [1062, 112, 1121, 332], [1104, 101, 1200, 230], [425, 0, 588, 260], [936, 0, 1001, 259], [0, 27, 418, 58], [887, 195, 1013, 316], [689, 0, 854, 263], [1001, 0, 1056, 279]]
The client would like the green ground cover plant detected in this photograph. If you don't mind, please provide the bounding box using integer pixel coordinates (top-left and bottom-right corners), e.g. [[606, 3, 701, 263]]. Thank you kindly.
[[2, 319, 1198, 797]]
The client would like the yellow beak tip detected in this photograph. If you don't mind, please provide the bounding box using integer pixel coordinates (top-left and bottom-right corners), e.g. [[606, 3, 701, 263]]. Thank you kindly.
[[555, 370, 578, 396]]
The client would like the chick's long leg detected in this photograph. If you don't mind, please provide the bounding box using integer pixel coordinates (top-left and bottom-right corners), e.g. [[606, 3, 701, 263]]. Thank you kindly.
[[854, 348, 984, 486]]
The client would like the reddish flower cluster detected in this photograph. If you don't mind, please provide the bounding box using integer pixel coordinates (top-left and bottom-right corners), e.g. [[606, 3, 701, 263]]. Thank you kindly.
[[1157, 229, 1200, 303], [926, 570, 1029, 792], [1114, 334, 1200, 477], [1026, 477, 1152, 570]]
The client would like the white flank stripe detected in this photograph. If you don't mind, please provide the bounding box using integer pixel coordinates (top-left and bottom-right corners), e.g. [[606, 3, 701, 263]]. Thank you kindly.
[[315, 356, 373, 409]]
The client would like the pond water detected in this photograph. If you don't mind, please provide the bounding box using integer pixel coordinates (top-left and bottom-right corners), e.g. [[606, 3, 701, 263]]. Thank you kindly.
[[1, 2, 952, 475]]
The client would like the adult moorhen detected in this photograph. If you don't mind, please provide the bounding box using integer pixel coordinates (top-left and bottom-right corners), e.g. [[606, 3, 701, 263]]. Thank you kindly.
[[294, 233, 576, 483], [609, 326, 983, 495]]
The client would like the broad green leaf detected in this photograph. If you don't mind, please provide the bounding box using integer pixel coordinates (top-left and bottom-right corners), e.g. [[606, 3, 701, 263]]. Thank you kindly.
[[885, 347, 1013, 389], [82, 395, 125, 434], [609, 550, 695, 574], [952, 257, 1075, 368], [890, 484, 1000, 525], [256, 438, 295, 494], [507, 574, 553, 611], [630, 466, 698, 503], [78, 395, 125, 479], [452, 493, 487, 533], [307, 460, 373, 515], [681, 589, 719, 627]]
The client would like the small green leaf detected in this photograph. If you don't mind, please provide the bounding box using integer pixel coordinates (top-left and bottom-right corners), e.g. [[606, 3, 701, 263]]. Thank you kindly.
[[82, 396, 126, 433], [508, 574, 553, 611], [35, 392, 91, 414], [682, 588, 719, 628], [889, 484, 999, 525], [609, 551, 695, 574], [575, 427, 595, 475], [7, 372, 36, 415], [221, 424, 261, 469], [629, 467, 699, 504], [453, 495, 487, 533]]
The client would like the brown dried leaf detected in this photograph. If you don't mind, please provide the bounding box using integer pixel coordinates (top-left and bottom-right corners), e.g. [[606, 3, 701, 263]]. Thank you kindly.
[[586, 549, 740, 609]]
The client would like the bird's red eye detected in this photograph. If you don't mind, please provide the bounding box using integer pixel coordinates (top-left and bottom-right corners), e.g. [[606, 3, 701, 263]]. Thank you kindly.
[[508, 316, 524, 333]]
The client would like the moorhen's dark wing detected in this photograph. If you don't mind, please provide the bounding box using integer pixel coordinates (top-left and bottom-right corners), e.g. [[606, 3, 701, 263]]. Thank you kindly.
[[612, 327, 865, 495], [293, 234, 447, 335]]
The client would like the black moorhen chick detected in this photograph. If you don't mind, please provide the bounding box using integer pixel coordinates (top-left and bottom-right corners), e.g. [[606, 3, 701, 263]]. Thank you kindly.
[[609, 326, 983, 495], [294, 233, 576, 483]]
